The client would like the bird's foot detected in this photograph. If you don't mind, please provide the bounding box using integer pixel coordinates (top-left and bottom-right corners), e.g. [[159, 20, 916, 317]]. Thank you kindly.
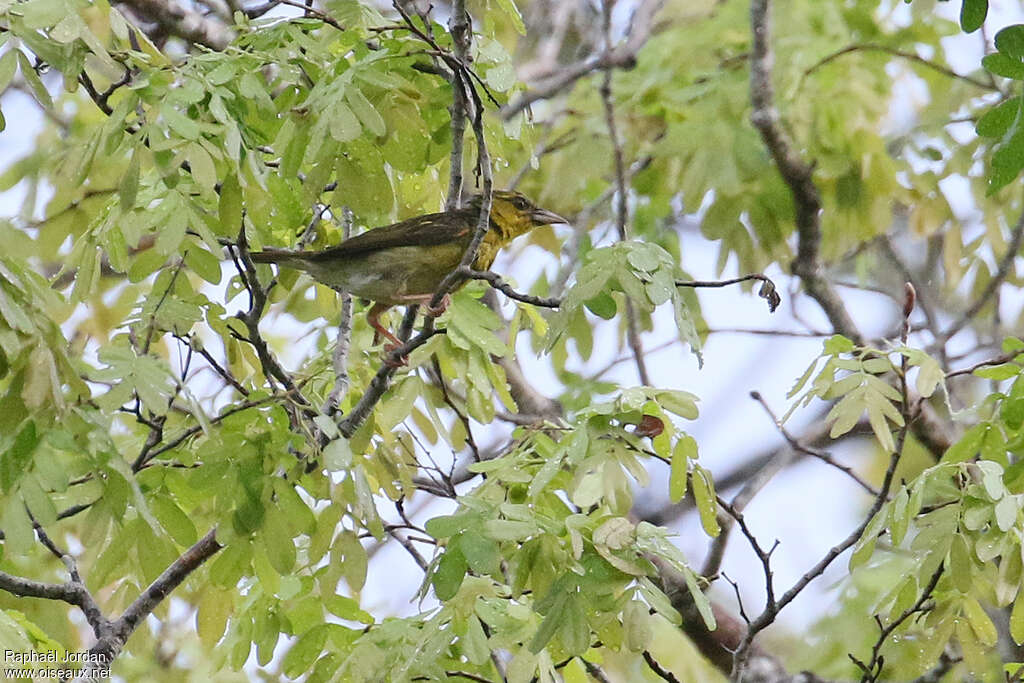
[[424, 293, 451, 319], [382, 342, 409, 368]]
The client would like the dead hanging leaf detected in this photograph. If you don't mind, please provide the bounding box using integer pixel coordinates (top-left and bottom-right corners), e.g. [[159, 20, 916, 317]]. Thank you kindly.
[[633, 415, 664, 439], [758, 277, 781, 313]]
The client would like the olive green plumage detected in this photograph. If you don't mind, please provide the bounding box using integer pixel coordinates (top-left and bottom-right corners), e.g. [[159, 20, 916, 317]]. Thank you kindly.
[[249, 190, 566, 344]]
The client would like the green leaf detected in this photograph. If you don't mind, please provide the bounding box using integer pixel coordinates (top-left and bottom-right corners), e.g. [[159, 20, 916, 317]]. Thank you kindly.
[[996, 25, 1024, 60], [681, 566, 716, 629], [208, 540, 252, 588], [151, 496, 198, 546], [494, 0, 526, 34], [425, 514, 468, 539], [447, 294, 507, 356], [432, 547, 467, 600], [155, 209, 188, 255], [976, 97, 1021, 138], [594, 517, 634, 549], [975, 364, 1020, 380], [672, 292, 703, 366], [119, 148, 141, 212], [961, 0, 988, 32], [483, 519, 539, 542], [346, 88, 386, 137], [0, 50, 19, 97], [979, 460, 1006, 500], [850, 507, 886, 570], [187, 143, 217, 193], [184, 246, 222, 285], [283, 625, 328, 678], [196, 588, 232, 647], [657, 389, 699, 419], [996, 494, 1019, 531], [949, 533, 974, 593], [668, 437, 694, 503], [324, 437, 352, 470], [914, 356, 943, 397], [559, 592, 589, 656], [983, 52, 1024, 80], [584, 292, 617, 320], [16, 52, 51, 108], [330, 102, 362, 142], [623, 600, 652, 652], [218, 173, 243, 235], [990, 123, 1024, 192], [324, 595, 373, 624], [889, 487, 910, 545], [691, 465, 719, 537], [963, 597, 998, 646], [262, 506, 296, 574], [459, 532, 501, 574], [309, 504, 342, 565], [273, 479, 316, 535], [1011, 592, 1024, 644], [944, 423, 985, 463], [335, 531, 367, 592], [1003, 337, 1024, 352], [462, 615, 490, 665], [162, 105, 201, 140], [529, 590, 568, 654], [21, 0, 66, 30]]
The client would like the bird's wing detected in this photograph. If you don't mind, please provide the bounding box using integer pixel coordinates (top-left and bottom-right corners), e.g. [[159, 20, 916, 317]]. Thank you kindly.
[[297, 209, 485, 262]]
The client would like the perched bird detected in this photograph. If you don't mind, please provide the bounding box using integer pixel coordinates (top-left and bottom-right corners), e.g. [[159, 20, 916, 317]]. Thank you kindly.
[[250, 190, 566, 347]]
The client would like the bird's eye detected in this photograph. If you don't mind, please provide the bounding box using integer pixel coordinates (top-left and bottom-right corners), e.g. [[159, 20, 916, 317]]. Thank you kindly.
[[513, 196, 528, 210]]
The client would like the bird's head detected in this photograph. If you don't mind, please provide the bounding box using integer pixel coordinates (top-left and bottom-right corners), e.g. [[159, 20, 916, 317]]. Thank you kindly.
[[468, 190, 568, 244]]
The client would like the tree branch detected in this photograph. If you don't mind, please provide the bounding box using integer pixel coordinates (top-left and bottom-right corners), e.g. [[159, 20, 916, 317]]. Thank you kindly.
[[79, 529, 221, 679], [501, 0, 665, 120], [748, 0, 859, 342], [115, 0, 233, 49]]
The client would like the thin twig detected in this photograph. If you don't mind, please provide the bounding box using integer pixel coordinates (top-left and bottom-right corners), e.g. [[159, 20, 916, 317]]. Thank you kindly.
[[643, 651, 682, 683], [501, 0, 665, 120], [701, 436, 794, 579], [853, 564, 943, 682], [581, 658, 613, 683], [265, 0, 345, 30], [802, 43, 995, 91], [600, 0, 650, 386], [749, 391, 878, 496], [946, 350, 1024, 379], [676, 274, 781, 313], [460, 268, 561, 307], [730, 284, 917, 676]]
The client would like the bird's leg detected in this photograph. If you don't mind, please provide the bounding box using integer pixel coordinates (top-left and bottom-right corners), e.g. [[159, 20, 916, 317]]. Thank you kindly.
[[367, 302, 403, 347], [397, 293, 451, 318], [367, 302, 409, 367]]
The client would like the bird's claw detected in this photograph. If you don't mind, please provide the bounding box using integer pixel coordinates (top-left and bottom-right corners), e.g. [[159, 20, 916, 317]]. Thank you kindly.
[[424, 293, 451, 319], [382, 343, 409, 367]]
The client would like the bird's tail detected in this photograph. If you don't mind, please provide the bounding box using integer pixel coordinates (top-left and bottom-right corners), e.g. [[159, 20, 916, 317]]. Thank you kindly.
[[249, 248, 301, 266]]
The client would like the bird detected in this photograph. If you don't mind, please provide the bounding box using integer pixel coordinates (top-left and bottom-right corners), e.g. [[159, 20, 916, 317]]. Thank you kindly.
[[249, 190, 567, 348]]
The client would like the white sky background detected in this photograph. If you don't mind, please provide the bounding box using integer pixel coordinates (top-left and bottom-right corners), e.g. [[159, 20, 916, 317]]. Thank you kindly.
[[2, 0, 1023, 665]]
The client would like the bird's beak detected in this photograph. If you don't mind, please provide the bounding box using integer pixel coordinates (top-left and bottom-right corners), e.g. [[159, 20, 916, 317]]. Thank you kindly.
[[530, 207, 569, 226]]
